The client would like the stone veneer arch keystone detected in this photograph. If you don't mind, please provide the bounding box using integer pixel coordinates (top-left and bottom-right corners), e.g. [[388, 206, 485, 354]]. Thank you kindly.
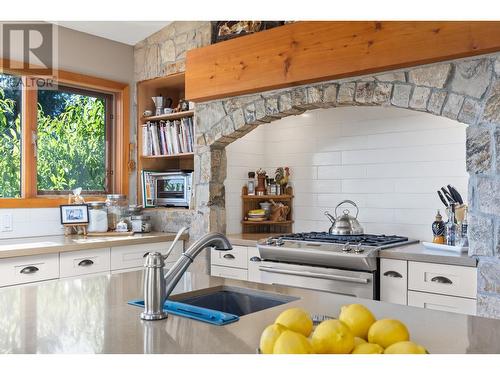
[[191, 52, 500, 318]]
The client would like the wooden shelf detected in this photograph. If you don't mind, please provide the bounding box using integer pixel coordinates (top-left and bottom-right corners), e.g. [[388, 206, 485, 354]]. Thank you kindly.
[[141, 152, 194, 160], [242, 194, 293, 200], [242, 220, 294, 225], [142, 110, 194, 122]]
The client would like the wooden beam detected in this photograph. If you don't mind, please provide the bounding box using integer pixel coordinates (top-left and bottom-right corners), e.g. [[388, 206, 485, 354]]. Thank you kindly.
[[186, 21, 500, 102], [21, 78, 38, 198]]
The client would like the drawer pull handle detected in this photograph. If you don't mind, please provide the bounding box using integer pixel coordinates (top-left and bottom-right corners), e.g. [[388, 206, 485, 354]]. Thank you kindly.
[[430, 276, 453, 284], [383, 270, 402, 278], [78, 259, 94, 267], [20, 266, 39, 274], [223, 254, 235, 260], [250, 256, 261, 262]]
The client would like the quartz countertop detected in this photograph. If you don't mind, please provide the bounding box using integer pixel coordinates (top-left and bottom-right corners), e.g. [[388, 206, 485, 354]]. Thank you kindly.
[[0, 232, 188, 259], [227, 234, 477, 267], [379, 243, 477, 267], [0, 267, 498, 353]]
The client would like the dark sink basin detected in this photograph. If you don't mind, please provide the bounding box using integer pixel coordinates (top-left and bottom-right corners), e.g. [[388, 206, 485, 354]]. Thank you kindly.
[[171, 285, 299, 317]]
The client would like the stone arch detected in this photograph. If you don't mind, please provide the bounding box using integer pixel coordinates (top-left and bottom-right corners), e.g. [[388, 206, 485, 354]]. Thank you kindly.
[[190, 53, 500, 317]]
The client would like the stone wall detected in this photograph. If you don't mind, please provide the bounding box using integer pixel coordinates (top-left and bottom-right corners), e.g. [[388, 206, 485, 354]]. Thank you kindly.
[[134, 21, 211, 81], [194, 53, 500, 318]]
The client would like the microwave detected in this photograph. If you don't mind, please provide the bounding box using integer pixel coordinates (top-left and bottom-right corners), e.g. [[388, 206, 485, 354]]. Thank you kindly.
[[151, 171, 193, 207]]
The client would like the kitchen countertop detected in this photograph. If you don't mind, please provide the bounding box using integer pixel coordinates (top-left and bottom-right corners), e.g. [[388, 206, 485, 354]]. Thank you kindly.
[[379, 243, 477, 267], [227, 233, 477, 267], [0, 268, 498, 353], [0, 232, 188, 259]]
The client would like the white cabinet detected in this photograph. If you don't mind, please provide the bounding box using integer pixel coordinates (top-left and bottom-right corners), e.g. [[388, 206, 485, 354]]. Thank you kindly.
[[247, 246, 264, 283], [408, 261, 477, 299], [211, 246, 248, 269], [211, 265, 248, 281], [380, 259, 407, 305], [0, 253, 59, 287], [408, 290, 476, 315], [60, 248, 111, 278], [110, 241, 183, 271]]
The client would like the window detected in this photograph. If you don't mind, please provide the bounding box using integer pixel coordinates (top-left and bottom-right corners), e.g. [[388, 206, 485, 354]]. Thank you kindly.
[[0, 73, 22, 198], [0, 62, 130, 208], [37, 86, 113, 195]]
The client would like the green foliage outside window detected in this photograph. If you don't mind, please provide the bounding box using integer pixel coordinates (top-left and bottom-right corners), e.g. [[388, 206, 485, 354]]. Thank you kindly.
[[0, 76, 107, 197]]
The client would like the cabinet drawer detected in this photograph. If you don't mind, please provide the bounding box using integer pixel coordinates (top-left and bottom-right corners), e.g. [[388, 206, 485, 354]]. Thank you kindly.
[[210, 265, 248, 281], [211, 246, 247, 269], [408, 290, 476, 315], [110, 241, 183, 270], [0, 253, 59, 287], [247, 246, 265, 283], [380, 259, 408, 305], [408, 261, 477, 299], [60, 248, 111, 278]]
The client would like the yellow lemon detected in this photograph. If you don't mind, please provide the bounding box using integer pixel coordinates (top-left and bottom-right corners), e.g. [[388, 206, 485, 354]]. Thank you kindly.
[[339, 304, 376, 340], [351, 342, 384, 354], [384, 341, 427, 354], [259, 323, 288, 354], [275, 308, 313, 337], [354, 337, 367, 347], [311, 319, 355, 354], [273, 330, 314, 354], [368, 319, 410, 348]]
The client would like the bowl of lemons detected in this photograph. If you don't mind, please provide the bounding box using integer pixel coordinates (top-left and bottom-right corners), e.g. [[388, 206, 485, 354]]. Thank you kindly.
[[259, 304, 428, 354]]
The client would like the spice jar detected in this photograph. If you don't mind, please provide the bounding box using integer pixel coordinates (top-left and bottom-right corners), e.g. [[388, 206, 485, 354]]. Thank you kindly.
[[105, 194, 128, 231], [87, 202, 108, 233], [131, 215, 152, 233]]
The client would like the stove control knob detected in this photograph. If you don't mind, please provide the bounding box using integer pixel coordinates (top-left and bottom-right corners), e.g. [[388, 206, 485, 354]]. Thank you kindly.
[[265, 237, 275, 245], [342, 243, 352, 252], [354, 244, 364, 253], [275, 238, 285, 247]]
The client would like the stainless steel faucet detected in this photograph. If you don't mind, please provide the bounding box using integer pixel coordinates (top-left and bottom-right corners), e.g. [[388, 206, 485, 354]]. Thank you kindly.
[[140, 231, 232, 320]]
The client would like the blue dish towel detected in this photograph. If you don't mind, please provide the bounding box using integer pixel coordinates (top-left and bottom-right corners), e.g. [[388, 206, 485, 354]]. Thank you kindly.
[[128, 299, 239, 326]]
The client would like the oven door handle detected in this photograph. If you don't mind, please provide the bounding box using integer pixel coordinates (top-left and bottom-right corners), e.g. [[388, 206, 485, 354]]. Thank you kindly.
[[259, 266, 370, 284]]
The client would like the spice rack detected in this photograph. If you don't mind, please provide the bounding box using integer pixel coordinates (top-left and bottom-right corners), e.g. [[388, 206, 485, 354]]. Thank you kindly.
[[241, 186, 294, 234]]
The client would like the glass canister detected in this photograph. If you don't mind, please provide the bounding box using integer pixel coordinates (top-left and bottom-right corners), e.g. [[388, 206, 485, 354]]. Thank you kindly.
[[87, 202, 108, 233], [105, 194, 128, 231], [131, 215, 152, 233]]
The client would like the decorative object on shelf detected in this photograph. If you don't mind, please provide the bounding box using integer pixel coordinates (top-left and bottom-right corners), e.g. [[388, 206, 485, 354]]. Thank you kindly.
[[60, 204, 89, 236], [259, 202, 272, 219], [255, 168, 267, 196], [431, 210, 445, 244], [143, 110, 153, 117], [275, 167, 290, 195], [247, 171, 256, 195], [152, 96, 164, 116], [211, 21, 285, 44], [269, 200, 290, 222], [178, 99, 190, 112]]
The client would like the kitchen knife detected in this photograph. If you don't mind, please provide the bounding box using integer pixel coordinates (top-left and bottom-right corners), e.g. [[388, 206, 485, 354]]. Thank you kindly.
[[447, 185, 464, 205], [441, 187, 456, 205], [437, 190, 449, 208]]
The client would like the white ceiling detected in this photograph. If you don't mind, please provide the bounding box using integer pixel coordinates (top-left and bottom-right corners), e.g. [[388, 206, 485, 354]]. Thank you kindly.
[[53, 21, 172, 45]]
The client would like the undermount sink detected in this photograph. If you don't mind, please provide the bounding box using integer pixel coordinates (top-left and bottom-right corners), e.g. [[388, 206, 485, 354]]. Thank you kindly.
[[170, 285, 299, 317]]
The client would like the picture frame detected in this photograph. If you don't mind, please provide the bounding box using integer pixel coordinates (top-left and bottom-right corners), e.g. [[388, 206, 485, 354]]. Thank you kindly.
[[60, 204, 89, 225]]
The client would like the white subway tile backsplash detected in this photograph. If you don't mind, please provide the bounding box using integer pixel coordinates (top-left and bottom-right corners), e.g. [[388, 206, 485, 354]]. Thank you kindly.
[[224, 106, 468, 240]]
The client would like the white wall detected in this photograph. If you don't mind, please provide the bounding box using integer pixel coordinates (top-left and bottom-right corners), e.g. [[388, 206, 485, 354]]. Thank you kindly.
[[0, 24, 134, 240], [225, 106, 468, 241]]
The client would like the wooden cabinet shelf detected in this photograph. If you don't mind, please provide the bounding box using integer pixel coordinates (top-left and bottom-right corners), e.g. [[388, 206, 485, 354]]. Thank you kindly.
[[142, 110, 194, 122], [242, 220, 294, 225], [242, 194, 293, 200], [141, 152, 194, 160]]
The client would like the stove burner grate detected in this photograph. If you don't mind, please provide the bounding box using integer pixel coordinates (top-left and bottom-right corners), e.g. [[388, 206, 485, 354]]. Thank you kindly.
[[277, 232, 409, 247]]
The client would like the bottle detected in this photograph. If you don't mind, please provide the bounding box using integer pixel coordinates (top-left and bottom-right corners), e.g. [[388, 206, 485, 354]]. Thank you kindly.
[[247, 172, 256, 195], [445, 205, 457, 246], [432, 210, 445, 244], [460, 207, 469, 247]]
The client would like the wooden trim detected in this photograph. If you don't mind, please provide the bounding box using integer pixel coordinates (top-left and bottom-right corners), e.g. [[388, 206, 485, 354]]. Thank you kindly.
[[21, 78, 38, 198], [0, 196, 106, 209], [114, 85, 130, 195], [186, 21, 500, 102]]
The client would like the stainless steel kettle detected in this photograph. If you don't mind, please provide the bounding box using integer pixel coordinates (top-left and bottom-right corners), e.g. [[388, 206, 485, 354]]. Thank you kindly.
[[324, 200, 364, 235]]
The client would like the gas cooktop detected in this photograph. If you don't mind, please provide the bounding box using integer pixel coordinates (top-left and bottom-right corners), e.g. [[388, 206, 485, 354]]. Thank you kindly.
[[275, 232, 412, 248]]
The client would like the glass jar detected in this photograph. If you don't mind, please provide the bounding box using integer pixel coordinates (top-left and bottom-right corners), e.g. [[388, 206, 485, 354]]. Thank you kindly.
[[105, 194, 128, 231], [131, 215, 152, 233], [87, 202, 108, 233]]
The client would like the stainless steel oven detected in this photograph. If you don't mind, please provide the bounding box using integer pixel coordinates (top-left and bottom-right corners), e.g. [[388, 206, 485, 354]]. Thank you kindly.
[[259, 261, 376, 299], [152, 171, 192, 207]]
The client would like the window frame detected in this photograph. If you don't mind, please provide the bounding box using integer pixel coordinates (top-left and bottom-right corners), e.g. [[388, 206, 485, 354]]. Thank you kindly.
[[0, 59, 130, 208]]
